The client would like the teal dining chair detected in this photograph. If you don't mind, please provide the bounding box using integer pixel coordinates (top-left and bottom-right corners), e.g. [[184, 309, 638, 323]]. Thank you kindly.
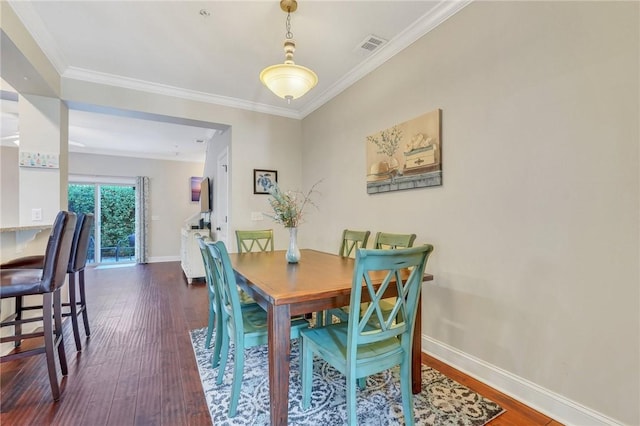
[[197, 236, 221, 357], [339, 229, 371, 258], [300, 244, 434, 426], [372, 231, 416, 249], [322, 229, 372, 326], [329, 230, 416, 325], [235, 229, 274, 253], [197, 237, 258, 365], [209, 241, 309, 417], [373, 231, 417, 318]]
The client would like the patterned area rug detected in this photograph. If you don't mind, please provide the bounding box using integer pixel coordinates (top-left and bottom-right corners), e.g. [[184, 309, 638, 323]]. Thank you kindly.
[[189, 328, 504, 425]]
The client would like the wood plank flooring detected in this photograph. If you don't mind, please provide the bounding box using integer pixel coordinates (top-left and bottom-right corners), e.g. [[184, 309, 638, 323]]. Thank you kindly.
[[0, 261, 559, 425]]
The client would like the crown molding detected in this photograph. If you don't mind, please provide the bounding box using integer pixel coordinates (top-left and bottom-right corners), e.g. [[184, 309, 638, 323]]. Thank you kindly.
[[9, 0, 471, 121], [298, 0, 472, 118], [63, 67, 304, 120], [7, 0, 68, 75]]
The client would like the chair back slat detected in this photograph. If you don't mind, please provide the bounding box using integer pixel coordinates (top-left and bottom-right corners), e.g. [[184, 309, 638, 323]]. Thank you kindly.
[[372, 232, 416, 250], [41, 211, 77, 292], [197, 236, 217, 300], [235, 229, 274, 253], [347, 245, 433, 351], [339, 229, 371, 258], [69, 213, 94, 272], [209, 241, 244, 335]]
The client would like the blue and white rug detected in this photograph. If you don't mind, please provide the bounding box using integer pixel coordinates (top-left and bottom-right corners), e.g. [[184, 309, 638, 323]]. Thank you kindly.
[[189, 327, 504, 425]]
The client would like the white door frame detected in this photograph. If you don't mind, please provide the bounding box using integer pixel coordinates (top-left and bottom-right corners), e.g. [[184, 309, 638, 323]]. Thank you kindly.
[[215, 147, 229, 246]]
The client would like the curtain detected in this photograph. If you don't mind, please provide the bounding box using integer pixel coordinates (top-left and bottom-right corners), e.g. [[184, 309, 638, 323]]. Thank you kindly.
[[135, 176, 150, 263]]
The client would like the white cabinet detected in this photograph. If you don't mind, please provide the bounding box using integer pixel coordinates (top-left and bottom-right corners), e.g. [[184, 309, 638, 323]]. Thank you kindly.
[[180, 228, 209, 284]]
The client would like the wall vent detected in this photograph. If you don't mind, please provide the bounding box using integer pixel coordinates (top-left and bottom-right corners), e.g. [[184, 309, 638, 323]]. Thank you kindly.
[[355, 34, 387, 55]]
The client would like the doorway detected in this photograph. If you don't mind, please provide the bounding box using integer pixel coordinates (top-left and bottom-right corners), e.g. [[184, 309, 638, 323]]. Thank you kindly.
[[68, 180, 136, 264]]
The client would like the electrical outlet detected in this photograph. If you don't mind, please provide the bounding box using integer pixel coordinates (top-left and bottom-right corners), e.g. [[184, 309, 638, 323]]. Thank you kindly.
[[31, 208, 42, 221], [251, 212, 264, 221]]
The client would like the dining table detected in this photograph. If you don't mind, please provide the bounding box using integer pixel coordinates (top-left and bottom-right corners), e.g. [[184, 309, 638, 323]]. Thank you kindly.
[[229, 248, 434, 426]]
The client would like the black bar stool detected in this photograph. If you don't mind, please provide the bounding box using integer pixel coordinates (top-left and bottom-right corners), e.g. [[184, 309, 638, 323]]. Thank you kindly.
[[0, 211, 77, 401], [1, 213, 94, 351]]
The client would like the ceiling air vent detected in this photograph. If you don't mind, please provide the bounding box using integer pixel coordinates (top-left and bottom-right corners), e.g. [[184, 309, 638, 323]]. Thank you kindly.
[[355, 34, 387, 55]]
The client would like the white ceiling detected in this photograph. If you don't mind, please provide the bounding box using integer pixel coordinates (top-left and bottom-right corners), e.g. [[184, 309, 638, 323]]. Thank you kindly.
[[1, 0, 468, 162]]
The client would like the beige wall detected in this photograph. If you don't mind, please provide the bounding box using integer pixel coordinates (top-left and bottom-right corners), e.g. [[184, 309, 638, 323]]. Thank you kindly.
[[301, 2, 639, 424], [1, 146, 19, 227], [69, 152, 205, 261]]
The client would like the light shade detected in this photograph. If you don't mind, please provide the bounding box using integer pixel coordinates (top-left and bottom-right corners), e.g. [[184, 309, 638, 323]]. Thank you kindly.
[[260, 63, 318, 101]]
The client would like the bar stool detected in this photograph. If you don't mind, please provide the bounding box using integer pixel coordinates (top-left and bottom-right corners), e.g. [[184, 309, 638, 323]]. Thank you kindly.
[[0, 211, 77, 401], [1, 213, 94, 351]]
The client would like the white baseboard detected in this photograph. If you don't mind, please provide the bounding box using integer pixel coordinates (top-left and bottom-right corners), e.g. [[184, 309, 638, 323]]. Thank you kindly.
[[147, 256, 180, 263], [422, 335, 622, 426]]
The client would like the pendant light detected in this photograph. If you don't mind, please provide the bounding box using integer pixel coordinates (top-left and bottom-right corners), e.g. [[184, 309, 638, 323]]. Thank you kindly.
[[259, 0, 318, 103]]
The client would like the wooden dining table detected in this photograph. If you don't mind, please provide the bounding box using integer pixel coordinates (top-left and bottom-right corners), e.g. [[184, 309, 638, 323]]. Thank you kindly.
[[229, 248, 434, 426]]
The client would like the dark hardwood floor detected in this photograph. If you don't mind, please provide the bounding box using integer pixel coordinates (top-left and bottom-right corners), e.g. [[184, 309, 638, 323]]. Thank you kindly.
[[0, 262, 559, 425]]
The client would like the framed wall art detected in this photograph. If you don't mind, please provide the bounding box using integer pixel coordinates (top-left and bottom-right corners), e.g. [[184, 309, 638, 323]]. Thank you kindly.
[[366, 108, 442, 194], [19, 152, 59, 169], [190, 176, 203, 202], [253, 169, 277, 194]]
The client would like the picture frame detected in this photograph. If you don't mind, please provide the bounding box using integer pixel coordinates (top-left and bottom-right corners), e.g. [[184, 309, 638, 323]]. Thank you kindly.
[[190, 176, 203, 202], [366, 108, 442, 194], [253, 169, 278, 194]]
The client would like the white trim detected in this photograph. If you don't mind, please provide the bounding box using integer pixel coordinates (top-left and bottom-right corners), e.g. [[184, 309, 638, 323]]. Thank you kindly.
[[7, 0, 68, 75], [62, 67, 304, 120], [422, 335, 624, 426], [147, 256, 180, 263], [299, 0, 473, 118], [10, 0, 470, 120], [68, 174, 135, 185]]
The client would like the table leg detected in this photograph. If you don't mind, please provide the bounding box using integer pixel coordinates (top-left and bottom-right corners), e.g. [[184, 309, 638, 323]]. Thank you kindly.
[[412, 292, 422, 394], [268, 303, 291, 426]]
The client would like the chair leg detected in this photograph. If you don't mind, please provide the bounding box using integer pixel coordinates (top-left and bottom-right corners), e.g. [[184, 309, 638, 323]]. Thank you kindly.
[[14, 296, 23, 347], [357, 377, 366, 390], [229, 344, 245, 417], [216, 326, 230, 384], [53, 289, 68, 376], [42, 293, 61, 401], [400, 359, 415, 426], [68, 272, 82, 351], [211, 310, 223, 369], [205, 296, 214, 348], [301, 337, 313, 409], [346, 373, 358, 426], [78, 269, 90, 337]]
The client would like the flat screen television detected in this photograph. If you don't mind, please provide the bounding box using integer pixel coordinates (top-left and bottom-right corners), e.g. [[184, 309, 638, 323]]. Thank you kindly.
[[200, 177, 211, 212]]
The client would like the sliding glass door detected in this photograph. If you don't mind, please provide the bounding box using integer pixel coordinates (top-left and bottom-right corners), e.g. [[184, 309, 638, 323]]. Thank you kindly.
[[68, 181, 136, 264]]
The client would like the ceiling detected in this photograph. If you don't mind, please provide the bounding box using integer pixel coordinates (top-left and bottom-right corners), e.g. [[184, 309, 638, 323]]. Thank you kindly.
[[1, 1, 468, 162]]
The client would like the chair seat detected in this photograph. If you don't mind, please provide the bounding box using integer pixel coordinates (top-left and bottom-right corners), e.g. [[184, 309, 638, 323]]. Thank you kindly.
[[301, 322, 402, 371], [0, 269, 46, 297], [327, 298, 396, 324], [241, 304, 309, 341], [1, 255, 44, 269]]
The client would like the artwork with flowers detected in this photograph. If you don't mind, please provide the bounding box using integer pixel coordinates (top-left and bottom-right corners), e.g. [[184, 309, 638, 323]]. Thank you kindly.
[[366, 108, 442, 194]]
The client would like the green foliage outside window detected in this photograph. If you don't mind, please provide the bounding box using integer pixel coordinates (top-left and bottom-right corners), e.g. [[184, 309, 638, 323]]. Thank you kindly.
[[68, 184, 135, 248]]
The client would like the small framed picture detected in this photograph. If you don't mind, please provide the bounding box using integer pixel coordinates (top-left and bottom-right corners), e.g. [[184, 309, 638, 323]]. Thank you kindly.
[[253, 169, 277, 194], [190, 176, 203, 202]]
